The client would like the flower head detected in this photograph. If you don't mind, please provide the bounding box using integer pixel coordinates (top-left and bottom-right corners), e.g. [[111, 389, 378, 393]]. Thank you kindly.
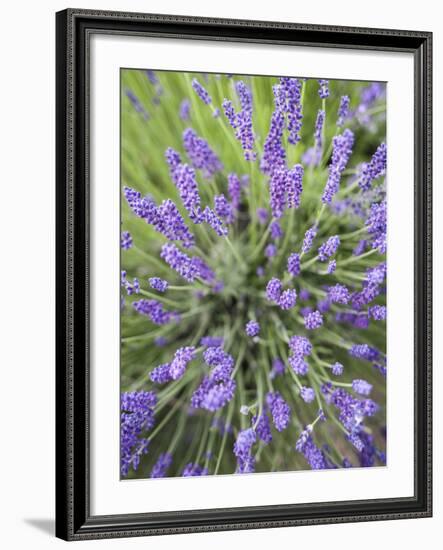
[[192, 78, 211, 104], [266, 391, 291, 431], [245, 320, 260, 338]]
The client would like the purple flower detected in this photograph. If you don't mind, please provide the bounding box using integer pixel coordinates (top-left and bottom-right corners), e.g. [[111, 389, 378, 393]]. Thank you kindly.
[[289, 335, 312, 357], [179, 98, 191, 120], [269, 168, 288, 219], [160, 243, 206, 282], [191, 376, 236, 411], [124, 187, 194, 248], [366, 262, 387, 285], [183, 128, 222, 178], [302, 146, 321, 168], [214, 194, 234, 224], [359, 143, 387, 191], [266, 391, 291, 431], [246, 320, 260, 337], [260, 91, 286, 175], [157, 199, 195, 248], [298, 435, 329, 470], [192, 78, 211, 104], [369, 305, 386, 320], [289, 355, 309, 375], [253, 413, 272, 444], [170, 162, 202, 222], [302, 226, 317, 254], [352, 379, 373, 396], [337, 95, 350, 127], [331, 362, 344, 376], [149, 277, 168, 293], [318, 79, 329, 99], [222, 98, 237, 126], [200, 336, 224, 348], [300, 386, 315, 403], [322, 129, 354, 204], [121, 271, 140, 295], [125, 89, 149, 120], [182, 463, 208, 477], [286, 164, 304, 209], [366, 199, 386, 254], [349, 344, 380, 361], [269, 165, 304, 219], [271, 358, 285, 378], [233, 81, 256, 161], [121, 391, 157, 476], [265, 243, 277, 258], [234, 428, 256, 457], [325, 260, 336, 274], [202, 206, 228, 237], [145, 70, 158, 85], [299, 288, 310, 301], [317, 298, 331, 313], [266, 277, 282, 302], [204, 346, 234, 381], [318, 235, 340, 261], [133, 299, 179, 326], [121, 231, 133, 250], [330, 387, 376, 434], [165, 147, 182, 172], [234, 428, 256, 473], [306, 109, 325, 167], [327, 283, 350, 304], [279, 77, 303, 145], [353, 239, 367, 256], [256, 207, 269, 225], [169, 346, 196, 380], [150, 452, 173, 478], [295, 425, 312, 452], [150, 363, 172, 384], [154, 336, 168, 347], [304, 310, 323, 330], [278, 288, 297, 310], [227, 173, 241, 209], [270, 221, 283, 240], [287, 252, 301, 276]]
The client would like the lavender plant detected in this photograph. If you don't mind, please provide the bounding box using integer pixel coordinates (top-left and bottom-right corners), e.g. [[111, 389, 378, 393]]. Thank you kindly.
[[120, 70, 387, 478]]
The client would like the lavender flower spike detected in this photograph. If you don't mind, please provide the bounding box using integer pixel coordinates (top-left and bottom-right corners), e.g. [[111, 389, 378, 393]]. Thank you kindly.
[[304, 310, 324, 330], [318, 79, 329, 99], [359, 143, 387, 191], [169, 346, 196, 380], [246, 320, 260, 338], [322, 129, 354, 204], [278, 289, 297, 310], [150, 452, 173, 478], [183, 128, 223, 178], [121, 231, 133, 250], [287, 253, 301, 277], [337, 95, 350, 127], [318, 235, 340, 261], [192, 78, 212, 105], [266, 278, 283, 302], [266, 391, 291, 431], [149, 277, 168, 293]]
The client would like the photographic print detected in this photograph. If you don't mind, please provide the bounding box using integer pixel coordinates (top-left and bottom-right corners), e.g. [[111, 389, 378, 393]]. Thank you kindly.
[[120, 70, 387, 479]]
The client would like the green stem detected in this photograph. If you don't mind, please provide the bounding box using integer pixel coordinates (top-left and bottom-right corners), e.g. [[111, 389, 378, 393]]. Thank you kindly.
[[214, 401, 234, 475], [138, 288, 183, 309], [339, 248, 377, 267]]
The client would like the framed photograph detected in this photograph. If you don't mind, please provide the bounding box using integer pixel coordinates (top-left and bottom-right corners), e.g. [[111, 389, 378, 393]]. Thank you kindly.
[[55, 9, 432, 541]]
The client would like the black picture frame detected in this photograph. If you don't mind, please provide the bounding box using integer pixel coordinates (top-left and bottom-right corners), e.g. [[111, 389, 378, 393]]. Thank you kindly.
[[55, 8, 432, 541]]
